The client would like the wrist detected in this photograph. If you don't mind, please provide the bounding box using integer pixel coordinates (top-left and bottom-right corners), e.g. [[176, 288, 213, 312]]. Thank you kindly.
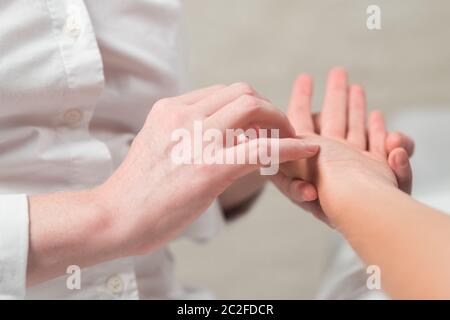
[[318, 170, 398, 229], [91, 183, 139, 258], [27, 188, 124, 285]]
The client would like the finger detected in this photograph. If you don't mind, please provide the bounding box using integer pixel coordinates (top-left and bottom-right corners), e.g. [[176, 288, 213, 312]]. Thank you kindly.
[[386, 131, 415, 157], [219, 138, 319, 180], [205, 96, 295, 138], [271, 173, 332, 227], [271, 172, 318, 203], [321, 67, 349, 138], [174, 85, 226, 104], [194, 82, 267, 116], [312, 113, 321, 133], [347, 85, 367, 150], [287, 74, 315, 134], [368, 110, 387, 158], [388, 148, 413, 194]]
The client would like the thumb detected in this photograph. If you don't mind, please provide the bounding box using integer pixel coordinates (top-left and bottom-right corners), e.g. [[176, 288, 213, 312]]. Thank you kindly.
[[388, 148, 413, 194]]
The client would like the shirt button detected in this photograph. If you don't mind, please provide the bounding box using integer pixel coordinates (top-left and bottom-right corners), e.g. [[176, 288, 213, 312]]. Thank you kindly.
[[105, 275, 125, 295], [64, 7, 81, 39], [63, 108, 83, 127]]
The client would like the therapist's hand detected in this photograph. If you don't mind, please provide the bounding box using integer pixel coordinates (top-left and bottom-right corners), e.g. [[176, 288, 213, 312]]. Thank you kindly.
[[271, 68, 414, 224], [29, 83, 321, 286], [97, 83, 320, 255]]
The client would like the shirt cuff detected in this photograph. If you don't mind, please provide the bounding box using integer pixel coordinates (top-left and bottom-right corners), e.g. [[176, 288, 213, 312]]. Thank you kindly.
[[0, 194, 29, 299], [181, 200, 225, 242]]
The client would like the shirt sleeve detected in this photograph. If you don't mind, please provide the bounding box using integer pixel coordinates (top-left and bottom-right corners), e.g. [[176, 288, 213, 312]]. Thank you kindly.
[[0, 194, 29, 299], [180, 200, 225, 242]]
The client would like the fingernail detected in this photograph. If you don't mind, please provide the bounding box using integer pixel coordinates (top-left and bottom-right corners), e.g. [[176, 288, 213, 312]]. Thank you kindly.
[[304, 189, 317, 201], [299, 184, 317, 201], [395, 152, 408, 167], [304, 143, 320, 154]]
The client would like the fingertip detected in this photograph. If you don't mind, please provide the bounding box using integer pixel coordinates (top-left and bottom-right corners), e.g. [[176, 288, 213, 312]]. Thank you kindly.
[[278, 139, 318, 163], [327, 67, 348, 89], [386, 131, 415, 156], [388, 147, 413, 194], [296, 182, 318, 202], [388, 148, 410, 171], [394, 148, 410, 168], [387, 149, 397, 169], [294, 74, 313, 95], [329, 66, 348, 76], [304, 185, 318, 201], [350, 84, 365, 96], [369, 109, 384, 121], [295, 74, 313, 84], [302, 142, 320, 155]]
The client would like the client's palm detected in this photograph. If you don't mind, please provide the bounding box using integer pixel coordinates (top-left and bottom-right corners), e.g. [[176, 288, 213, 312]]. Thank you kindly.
[[272, 68, 411, 225]]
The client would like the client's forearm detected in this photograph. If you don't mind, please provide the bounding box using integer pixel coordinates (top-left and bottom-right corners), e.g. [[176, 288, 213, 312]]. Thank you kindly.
[[27, 189, 121, 287], [328, 178, 450, 299]]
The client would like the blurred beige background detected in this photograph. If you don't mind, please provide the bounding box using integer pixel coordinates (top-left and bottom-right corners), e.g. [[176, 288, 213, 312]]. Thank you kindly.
[[171, 0, 450, 299]]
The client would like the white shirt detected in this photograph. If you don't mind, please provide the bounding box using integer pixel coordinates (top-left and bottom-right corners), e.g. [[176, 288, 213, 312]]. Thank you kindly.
[[0, 0, 223, 299]]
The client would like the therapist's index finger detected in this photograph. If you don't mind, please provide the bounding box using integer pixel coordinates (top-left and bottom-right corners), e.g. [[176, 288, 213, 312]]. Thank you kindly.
[[219, 138, 320, 180]]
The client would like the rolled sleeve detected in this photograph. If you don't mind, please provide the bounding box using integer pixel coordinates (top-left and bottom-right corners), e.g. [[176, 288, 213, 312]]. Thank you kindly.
[[0, 194, 29, 299]]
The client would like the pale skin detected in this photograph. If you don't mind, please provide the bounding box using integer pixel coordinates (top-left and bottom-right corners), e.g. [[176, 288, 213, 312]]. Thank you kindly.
[[279, 69, 450, 299], [25, 71, 415, 287], [27, 71, 414, 286], [26, 83, 321, 286], [272, 67, 415, 224], [225, 68, 415, 221]]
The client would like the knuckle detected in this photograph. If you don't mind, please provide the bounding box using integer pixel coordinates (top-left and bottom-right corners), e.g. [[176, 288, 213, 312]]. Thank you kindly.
[[171, 110, 189, 125], [154, 98, 171, 110], [238, 95, 260, 112], [214, 84, 227, 90], [160, 107, 189, 128], [265, 102, 280, 114], [235, 82, 256, 95]]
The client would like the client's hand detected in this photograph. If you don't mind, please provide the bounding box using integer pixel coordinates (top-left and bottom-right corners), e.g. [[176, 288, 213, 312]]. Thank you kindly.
[[292, 130, 398, 226], [272, 67, 414, 225]]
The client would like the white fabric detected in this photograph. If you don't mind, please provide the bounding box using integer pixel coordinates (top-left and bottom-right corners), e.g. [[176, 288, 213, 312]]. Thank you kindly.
[[0, 0, 223, 299], [317, 109, 450, 300], [0, 195, 29, 299]]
